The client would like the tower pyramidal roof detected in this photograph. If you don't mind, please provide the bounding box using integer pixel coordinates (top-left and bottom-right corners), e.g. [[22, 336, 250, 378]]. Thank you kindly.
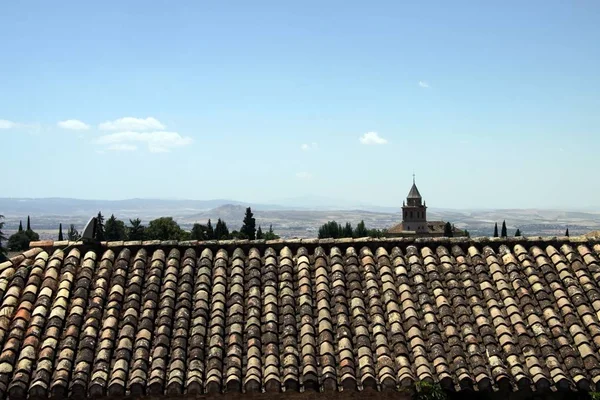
[[407, 174, 422, 199]]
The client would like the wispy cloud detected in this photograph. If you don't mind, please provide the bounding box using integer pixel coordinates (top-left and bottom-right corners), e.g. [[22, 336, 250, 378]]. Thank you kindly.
[[359, 132, 388, 145], [58, 119, 90, 130], [99, 117, 166, 131], [296, 171, 313, 180], [96, 131, 192, 153], [418, 81, 430, 88], [0, 119, 17, 129], [301, 142, 318, 151], [108, 143, 138, 151]]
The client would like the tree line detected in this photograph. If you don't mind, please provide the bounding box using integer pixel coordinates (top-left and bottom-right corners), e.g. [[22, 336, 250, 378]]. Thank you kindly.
[[81, 207, 280, 242], [317, 220, 386, 239], [0, 207, 280, 253], [492, 220, 523, 237], [442, 222, 470, 237], [1, 216, 41, 254]]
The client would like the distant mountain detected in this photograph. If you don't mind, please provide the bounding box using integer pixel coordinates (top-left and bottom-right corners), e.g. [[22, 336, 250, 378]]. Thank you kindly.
[[0, 197, 286, 216], [2, 197, 600, 239], [272, 195, 399, 212]]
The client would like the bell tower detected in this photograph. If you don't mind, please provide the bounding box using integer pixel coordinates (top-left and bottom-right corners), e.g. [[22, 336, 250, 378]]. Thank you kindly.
[[402, 174, 427, 232]]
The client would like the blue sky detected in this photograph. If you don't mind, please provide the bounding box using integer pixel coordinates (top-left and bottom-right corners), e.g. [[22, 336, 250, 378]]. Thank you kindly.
[[1, 1, 599, 209]]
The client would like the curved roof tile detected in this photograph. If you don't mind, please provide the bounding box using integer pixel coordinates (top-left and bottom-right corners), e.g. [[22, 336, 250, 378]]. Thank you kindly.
[[0, 236, 596, 398]]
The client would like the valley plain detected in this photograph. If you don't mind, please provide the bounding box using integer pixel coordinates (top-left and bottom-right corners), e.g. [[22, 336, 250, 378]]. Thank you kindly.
[[1, 198, 600, 240]]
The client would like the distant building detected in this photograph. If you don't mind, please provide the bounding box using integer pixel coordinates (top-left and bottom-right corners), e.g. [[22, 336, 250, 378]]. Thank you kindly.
[[387, 176, 467, 237]]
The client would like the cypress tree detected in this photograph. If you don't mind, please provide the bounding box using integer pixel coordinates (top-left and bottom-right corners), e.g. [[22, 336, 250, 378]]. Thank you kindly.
[[215, 218, 230, 240], [444, 222, 453, 237], [18, 221, 23, 232], [565, 228, 569, 237], [267, 225, 276, 239], [515, 229, 521, 237], [240, 207, 256, 240], [215, 219, 222, 239], [257, 226, 264, 240], [26, 216, 31, 231], [96, 212, 105, 240], [58, 223, 64, 241], [354, 220, 368, 238], [501, 220, 507, 237], [343, 222, 353, 238], [493, 223, 499, 237], [206, 219, 214, 240]]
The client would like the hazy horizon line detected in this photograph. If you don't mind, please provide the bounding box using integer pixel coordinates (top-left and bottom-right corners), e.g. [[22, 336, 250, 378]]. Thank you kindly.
[[1, 196, 599, 213]]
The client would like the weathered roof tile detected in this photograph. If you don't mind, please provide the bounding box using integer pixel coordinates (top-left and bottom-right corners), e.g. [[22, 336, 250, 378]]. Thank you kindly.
[[1, 237, 600, 398]]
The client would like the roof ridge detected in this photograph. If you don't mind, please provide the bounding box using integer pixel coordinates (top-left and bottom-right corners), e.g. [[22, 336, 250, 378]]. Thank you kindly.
[[28, 235, 600, 251]]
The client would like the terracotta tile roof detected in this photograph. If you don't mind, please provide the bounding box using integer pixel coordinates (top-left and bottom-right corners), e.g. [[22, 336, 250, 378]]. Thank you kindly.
[[0, 236, 599, 398]]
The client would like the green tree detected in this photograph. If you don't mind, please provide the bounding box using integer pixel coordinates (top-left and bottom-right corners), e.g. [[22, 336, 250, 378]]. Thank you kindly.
[[8, 216, 39, 251], [190, 223, 208, 240], [230, 230, 247, 239], [515, 229, 522, 237], [367, 228, 386, 238], [18, 220, 23, 232], [214, 219, 230, 240], [318, 221, 344, 239], [0, 215, 7, 257], [128, 218, 145, 241], [8, 231, 31, 251], [263, 224, 280, 240], [493, 223, 499, 237], [256, 226, 264, 240], [68, 224, 80, 241], [95, 212, 105, 240], [354, 220, 368, 238], [501, 220, 507, 237], [343, 222, 354, 238], [146, 217, 185, 240], [58, 223, 64, 241], [565, 228, 570, 237], [321, 222, 329, 239], [240, 207, 256, 240], [464, 230, 470, 238], [23, 218, 39, 242], [206, 219, 214, 240], [444, 222, 453, 237], [105, 214, 127, 241]]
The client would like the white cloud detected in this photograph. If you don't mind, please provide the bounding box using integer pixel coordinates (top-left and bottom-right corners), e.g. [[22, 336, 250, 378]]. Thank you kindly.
[[360, 132, 388, 145], [58, 119, 90, 130], [296, 172, 313, 180], [96, 131, 193, 153], [301, 142, 318, 151], [99, 117, 166, 131], [108, 143, 138, 151], [418, 81, 430, 88], [0, 120, 17, 129]]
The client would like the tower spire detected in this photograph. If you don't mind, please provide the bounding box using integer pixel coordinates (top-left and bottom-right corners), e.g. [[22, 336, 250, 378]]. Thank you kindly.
[[413, 172, 415, 184]]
